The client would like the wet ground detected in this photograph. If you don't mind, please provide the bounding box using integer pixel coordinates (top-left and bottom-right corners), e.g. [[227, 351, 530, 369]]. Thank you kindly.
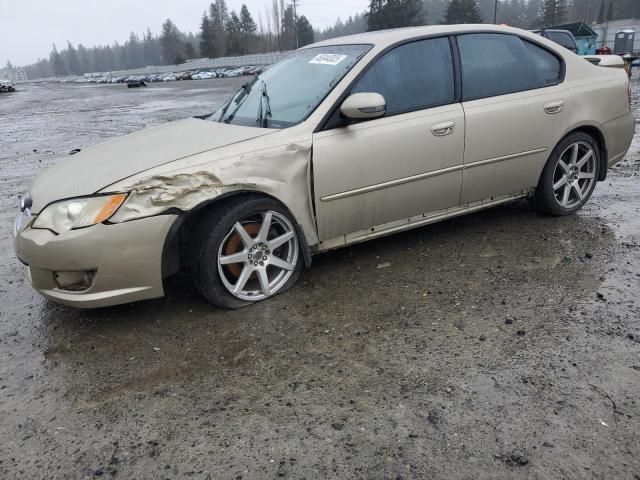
[[1, 79, 639, 479]]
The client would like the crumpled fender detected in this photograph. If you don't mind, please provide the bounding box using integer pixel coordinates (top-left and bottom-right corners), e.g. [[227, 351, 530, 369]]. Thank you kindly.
[[106, 140, 319, 247]]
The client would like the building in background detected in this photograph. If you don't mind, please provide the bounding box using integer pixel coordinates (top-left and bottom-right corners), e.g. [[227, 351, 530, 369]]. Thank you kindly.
[[14, 69, 27, 81], [0, 65, 27, 81]]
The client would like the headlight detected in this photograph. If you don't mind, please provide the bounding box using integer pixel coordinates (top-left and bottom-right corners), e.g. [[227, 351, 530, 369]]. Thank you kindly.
[[32, 194, 127, 234]]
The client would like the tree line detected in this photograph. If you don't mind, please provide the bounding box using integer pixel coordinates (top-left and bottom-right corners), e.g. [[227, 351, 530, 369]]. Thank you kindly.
[[22, 0, 315, 79], [18, 0, 640, 78], [319, 0, 639, 39]]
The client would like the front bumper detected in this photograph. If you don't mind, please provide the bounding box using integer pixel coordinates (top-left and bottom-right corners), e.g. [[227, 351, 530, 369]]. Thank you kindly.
[[13, 213, 177, 308]]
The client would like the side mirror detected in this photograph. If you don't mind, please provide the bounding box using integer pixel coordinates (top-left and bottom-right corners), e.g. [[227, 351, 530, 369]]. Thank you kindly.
[[340, 92, 386, 120]]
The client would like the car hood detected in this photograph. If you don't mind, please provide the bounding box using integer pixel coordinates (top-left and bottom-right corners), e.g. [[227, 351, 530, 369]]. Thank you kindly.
[[29, 118, 271, 213]]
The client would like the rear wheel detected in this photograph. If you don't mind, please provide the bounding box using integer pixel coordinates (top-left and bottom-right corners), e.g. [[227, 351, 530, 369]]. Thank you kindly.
[[532, 132, 600, 216], [191, 197, 303, 309]]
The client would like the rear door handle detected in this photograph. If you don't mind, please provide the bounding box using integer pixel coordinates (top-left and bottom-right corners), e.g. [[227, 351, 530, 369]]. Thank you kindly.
[[431, 121, 455, 136], [544, 100, 564, 114]]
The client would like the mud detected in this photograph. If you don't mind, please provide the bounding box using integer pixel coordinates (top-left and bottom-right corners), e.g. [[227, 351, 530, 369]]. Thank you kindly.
[[1, 80, 639, 479]]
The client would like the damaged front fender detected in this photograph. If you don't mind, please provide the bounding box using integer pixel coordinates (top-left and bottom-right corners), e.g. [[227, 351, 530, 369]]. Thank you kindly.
[[110, 171, 246, 222], [105, 138, 319, 247]]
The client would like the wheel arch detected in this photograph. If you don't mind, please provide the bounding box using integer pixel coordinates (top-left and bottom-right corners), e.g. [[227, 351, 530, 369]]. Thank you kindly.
[[161, 190, 312, 279], [556, 124, 608, 181]]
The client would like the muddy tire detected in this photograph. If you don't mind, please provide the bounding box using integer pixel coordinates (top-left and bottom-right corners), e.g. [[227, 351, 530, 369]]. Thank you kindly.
[[190, 196, 304, 309], [532, 132, 600, 216]]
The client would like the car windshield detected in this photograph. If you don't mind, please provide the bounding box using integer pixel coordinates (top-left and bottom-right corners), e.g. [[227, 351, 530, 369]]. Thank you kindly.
[[210, 44, 371, 129]]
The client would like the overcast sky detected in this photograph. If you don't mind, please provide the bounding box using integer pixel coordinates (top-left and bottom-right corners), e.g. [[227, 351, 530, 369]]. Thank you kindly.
[[0, 0, 369, 66]]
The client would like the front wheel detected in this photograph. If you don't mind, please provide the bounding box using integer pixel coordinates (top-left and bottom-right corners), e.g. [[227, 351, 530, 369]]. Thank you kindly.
[[532, 132, 600, 216], [191, 197, 304, 309]]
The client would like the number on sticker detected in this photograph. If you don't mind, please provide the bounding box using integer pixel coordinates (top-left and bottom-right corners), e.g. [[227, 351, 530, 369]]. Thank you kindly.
[[309, 54, 348, 66]]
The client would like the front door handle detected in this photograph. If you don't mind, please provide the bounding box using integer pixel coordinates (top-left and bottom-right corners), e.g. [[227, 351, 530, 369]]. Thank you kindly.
[[544, 100, 564, 114], [431, 121, 455, 136]]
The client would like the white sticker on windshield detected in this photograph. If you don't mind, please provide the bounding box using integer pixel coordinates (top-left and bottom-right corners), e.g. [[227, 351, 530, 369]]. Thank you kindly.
[[309, 54, 348, 66]]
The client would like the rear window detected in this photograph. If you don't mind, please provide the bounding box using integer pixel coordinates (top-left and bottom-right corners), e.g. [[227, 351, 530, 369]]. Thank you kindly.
[[524, 41, 562, 85], [458, 33, 562, 101], [546, 31, 577, 51]]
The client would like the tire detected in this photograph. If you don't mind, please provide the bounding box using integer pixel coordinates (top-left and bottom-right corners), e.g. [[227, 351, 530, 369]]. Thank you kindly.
[[532, 132, 600, 216], [190, 196, 304, 309]]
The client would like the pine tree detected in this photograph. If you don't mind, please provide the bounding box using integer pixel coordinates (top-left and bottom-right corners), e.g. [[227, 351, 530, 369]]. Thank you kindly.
[[543, 0, 567, 26], [239, 4, 257, 53], [160, 19, 183, 64], [184, 41, 196, 60], [282, 5, 297, 50], [367, 0, 425, 32], [317, 12, 367, 40], [240, 5, 257, 36], [296, 16, 314, 47], [226, 11, 243, 54], [50, 44, 67, 77], [199, 13, 216, 58], [77, 44, 91, 73], [368, 0, 391, 31], [125, 32, 144, 68], [65, 41, 81, 75], [444, 0, 483, 24], [143, 29, 157, 66], [210, 0, 229, 57], [394, 0, 425, 27]]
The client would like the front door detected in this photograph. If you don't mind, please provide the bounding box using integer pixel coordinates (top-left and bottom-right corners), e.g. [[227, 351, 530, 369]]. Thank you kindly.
[[312, 36, 465, 243]]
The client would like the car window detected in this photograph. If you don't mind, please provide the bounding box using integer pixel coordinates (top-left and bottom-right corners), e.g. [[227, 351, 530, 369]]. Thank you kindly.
[[546, 31, 577, 51], [458, 33, 549, 101], [351, 37, 455, 115], [524, 40, 562, 85]]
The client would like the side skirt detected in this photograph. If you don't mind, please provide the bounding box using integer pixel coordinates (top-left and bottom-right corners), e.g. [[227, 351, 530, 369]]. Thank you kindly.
[[316, 191, 530, 252]]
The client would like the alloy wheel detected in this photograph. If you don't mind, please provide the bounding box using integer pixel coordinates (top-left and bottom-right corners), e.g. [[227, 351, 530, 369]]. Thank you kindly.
[[552, 141, 597, 209], [217, 210, 299, 301]]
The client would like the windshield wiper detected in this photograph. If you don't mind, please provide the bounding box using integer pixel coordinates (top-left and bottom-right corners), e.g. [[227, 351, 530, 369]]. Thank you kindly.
[[220, 75, 259, 123], [256, 80, 272, 128]]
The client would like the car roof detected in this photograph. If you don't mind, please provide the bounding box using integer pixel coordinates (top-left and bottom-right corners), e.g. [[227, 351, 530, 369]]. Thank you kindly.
[[306, 23, 535, 49]]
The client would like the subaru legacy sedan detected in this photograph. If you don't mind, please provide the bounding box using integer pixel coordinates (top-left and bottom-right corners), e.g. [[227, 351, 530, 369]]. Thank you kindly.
[[13, 25, 634, 309]]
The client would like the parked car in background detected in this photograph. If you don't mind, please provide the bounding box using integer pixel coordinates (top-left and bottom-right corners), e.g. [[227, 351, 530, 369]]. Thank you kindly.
[[13, 25, 634, 309], [192, 71, 215, 80], [0, 79, 15, 92], [176, 71, 193, 80], [532, 28, 579, 53]]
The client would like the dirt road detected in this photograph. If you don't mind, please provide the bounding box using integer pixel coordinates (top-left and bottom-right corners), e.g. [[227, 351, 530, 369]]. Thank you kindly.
[[1, 79, 639, 479]]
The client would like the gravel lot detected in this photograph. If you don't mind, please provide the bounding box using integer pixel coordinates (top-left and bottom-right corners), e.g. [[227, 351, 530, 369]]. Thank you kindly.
[[1, 79, 639, 479]]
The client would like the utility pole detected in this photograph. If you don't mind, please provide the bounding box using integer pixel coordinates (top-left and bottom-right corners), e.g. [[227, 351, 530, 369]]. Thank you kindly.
[[584, 0, 590, 23], [493, 0, 498, 24], [293, 0, 299, 49]]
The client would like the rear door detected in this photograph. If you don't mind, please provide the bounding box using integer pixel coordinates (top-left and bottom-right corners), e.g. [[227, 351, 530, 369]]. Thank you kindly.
[[457, 33, 568, 204], [312, 37, 465, 242]]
